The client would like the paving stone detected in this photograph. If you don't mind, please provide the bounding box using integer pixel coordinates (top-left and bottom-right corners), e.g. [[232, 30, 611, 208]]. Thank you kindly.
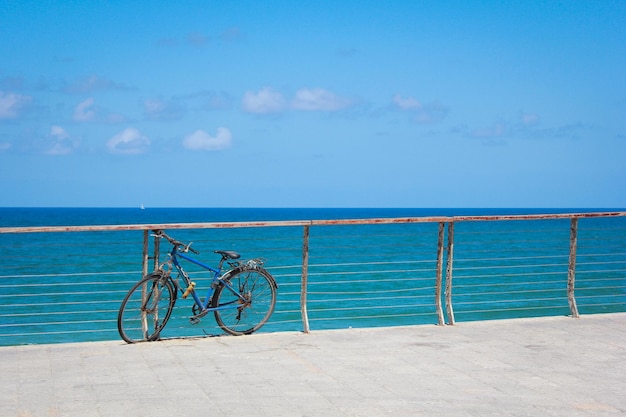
[[0, 314, 625, 416]]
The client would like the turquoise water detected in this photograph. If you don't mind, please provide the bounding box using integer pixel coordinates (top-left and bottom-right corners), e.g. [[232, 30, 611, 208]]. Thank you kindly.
[[1, 208, 625, 345]]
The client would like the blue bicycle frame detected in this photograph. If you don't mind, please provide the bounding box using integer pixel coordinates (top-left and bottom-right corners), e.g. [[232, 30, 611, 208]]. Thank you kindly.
[[168, 246, 246, 316], [118, 229, 277, 343]]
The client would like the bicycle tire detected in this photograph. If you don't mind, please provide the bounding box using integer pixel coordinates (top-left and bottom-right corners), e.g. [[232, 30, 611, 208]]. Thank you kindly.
[[117, 272, 176, 343], [212, 267, 277, 335]]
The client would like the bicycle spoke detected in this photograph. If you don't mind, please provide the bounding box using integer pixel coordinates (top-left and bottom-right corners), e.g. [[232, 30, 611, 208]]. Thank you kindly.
[[212, 268, 276, 335], [117, 273, 176, 343]]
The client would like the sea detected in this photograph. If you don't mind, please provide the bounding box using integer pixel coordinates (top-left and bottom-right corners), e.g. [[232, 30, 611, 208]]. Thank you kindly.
[[1, 207, 625, 346]]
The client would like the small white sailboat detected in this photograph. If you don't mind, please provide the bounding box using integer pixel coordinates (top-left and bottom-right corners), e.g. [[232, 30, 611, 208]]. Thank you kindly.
[[140, 204, 145, 210]]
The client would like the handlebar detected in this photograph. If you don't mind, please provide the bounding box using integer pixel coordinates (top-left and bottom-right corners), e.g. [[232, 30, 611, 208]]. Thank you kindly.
[[152, 229, 199, 255]]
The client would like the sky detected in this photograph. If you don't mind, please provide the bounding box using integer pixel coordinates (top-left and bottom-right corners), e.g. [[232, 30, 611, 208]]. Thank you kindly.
[[1, 0, 625, 208]]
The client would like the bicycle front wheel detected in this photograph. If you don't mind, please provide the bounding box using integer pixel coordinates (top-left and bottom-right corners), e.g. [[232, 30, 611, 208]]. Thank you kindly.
[[117, 273, 176, 343], [212, 268, 277, 335]]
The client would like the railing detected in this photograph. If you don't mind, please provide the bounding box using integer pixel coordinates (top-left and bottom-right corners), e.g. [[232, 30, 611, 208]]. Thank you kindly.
[[1, 211, 625, 345]]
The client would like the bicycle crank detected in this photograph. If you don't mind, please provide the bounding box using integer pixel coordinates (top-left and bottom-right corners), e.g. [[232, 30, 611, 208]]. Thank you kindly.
[[190, 303, 209, 324]]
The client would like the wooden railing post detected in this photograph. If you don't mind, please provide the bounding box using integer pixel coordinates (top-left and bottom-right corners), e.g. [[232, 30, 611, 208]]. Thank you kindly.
[[301, 225, 311, 333], [435, 222, 446, 325], [153, 232, 160, 272], [568, 218, 580, 318], [142, 230, 149, 277], [141, 230, 149, 338], [445, 222, 456, 325]]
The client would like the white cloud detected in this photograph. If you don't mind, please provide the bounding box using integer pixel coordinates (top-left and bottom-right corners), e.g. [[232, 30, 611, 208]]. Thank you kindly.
[[471, 123, 508, 138], [47, 125, 75, 155], [107, 128, 150, 154], [50, 125, 69, 140], [521, 112, 540, 126], [64, 75, 129, 94], [0, 91, 31, 119], [393, 94, 422, 110], [291, 88, 351, 111], [393, 94, 448, 124], [242, 87, 285, 114], [413, 102, 448, 124], [73, 97, 126, 124], [143, 98, 185, 120], [74, 98, 96, 121], [197, 91, 233, 111], [183, 128, 232, 151], [242, 87, 352, 114], [144, 99, 164, 114]]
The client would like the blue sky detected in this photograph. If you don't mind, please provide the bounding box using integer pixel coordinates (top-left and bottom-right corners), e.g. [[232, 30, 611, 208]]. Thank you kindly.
[[1, 1, 625, 208]]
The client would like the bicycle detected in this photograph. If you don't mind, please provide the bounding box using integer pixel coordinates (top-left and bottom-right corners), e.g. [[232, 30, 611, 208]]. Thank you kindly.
[[117, 230, 278, 343]]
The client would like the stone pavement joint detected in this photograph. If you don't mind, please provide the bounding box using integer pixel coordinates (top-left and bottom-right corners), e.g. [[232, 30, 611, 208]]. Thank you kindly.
[[1, 313, 625, 417]]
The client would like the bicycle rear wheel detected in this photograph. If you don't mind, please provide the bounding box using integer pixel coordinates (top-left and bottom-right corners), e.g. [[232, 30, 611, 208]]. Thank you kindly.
[[117, 273, 176, 343], [212, 267, 277, 335]]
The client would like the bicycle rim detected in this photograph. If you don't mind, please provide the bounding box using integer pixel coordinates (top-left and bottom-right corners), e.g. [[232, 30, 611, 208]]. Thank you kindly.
[[212, 268, 276, 335], [117, 273, 176, 343]]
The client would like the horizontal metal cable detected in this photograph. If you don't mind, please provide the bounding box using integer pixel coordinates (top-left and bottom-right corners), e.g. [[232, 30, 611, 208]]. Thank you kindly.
[[0, 318, 114, 328], [0, 328, 119, 338], [2, 280, 140, 288], [453, 278, 566, 288], [0, 270, 141, 279], [576, 275, 626, 281], [307, 276, 435, 286], [576, 302, 625, 308], [309, 302, 434, 313], [0, 289, 131, 298], [308, 311, 435, 322], [1, 211, 625, 345], [453, 262, 569, 271], [453, 289, 568, 299], [307, 286, 435, 296], [454, 304, 567, 314], [453, 296, 567, 306], [308, 259, 436, 268]]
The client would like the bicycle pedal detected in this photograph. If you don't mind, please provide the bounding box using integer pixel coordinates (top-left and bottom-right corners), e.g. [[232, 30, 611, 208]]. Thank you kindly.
[[189, 308, 208, 325]]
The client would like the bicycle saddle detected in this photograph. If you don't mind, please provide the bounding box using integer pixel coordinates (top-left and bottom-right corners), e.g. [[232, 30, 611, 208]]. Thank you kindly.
[[214, 250, 240, 259]]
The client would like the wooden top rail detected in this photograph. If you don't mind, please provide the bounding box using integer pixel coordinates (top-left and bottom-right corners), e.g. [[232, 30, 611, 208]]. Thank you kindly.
[[0, 211, 624, 234]]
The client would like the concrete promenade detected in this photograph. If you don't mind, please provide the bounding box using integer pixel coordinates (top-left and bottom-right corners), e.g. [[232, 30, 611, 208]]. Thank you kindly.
[[1, 313, 625, 417]]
